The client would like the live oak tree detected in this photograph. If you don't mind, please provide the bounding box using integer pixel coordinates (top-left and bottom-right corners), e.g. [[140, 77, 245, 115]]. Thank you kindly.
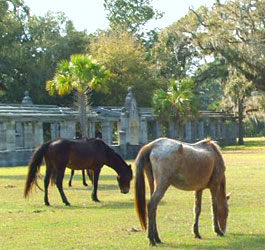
[[103, 0, 163, 34], [185, 0, 265, 91]]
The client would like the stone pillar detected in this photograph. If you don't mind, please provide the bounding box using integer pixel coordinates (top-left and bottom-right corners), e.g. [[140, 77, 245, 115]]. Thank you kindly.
[[15, 122, 24, 148], [198, 121, 205, 139], [51, 123, 59, 139], [67, 121, 76, 139], [6, 121, 16, 151], [216, 119, 222, 139], [102, 120, 113, 145], [0, 122, 6, 150], [34, 121, 43, 147], [232, 121, 238, 144], [59, 121, 68, 138], [24, 122, 34, 149], [120, 111, 130, 144], [154, 121, 162, 138], [124, 87, 139, 145], [88, 121, 96, 137], [185, 122, 192, 142], [139, 117, 148, 144], [168, 121, 178, 139], [220, 120, 226, 139], [209, 120, 217, 139]]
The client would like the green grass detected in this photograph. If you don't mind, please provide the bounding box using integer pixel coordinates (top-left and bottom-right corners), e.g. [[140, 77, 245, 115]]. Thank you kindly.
[[1, 137, 265, 249]]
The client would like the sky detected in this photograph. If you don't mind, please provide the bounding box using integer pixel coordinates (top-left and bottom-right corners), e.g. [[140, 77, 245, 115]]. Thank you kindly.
[[23, 0, 216, 33]]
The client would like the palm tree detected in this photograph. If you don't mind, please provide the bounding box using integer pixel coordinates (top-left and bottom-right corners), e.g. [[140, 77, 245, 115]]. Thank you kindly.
[[153, 78, 199, 138], [46, 54, 109, 137]]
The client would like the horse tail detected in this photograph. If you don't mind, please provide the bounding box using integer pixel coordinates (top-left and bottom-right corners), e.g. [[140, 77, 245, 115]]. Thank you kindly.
[[24, 141, 50, 198], [135, 142, 154, 231]]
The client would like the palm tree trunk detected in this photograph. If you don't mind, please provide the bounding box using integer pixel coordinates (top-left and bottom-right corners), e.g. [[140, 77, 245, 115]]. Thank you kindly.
[[78, 92, 88, 137]]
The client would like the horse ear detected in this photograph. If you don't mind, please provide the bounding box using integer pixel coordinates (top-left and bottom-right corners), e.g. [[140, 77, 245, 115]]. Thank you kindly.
[[226, 192, 232, 200]]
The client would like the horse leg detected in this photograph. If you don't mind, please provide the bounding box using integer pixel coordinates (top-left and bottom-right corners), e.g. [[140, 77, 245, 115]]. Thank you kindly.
[[210, 186, 224, 236], [56, 167, 71, 206], [91, 168, 101, 202], [193, 190, 203, 239], [82, 169, 88, 186], [147, 184, 169, 246], [87, 169, 94, 184], [68, 170, 74, 187], [44, 165, 52, 206]]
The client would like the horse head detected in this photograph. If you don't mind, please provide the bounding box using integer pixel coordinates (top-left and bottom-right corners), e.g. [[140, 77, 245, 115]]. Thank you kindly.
[[217, 192, 231, 233], [117, 164, 133, 194]]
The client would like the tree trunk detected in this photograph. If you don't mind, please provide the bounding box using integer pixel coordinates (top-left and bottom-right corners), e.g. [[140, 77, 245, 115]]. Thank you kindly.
[[78, 92, 88, 137], [238, 98, 244, 145]]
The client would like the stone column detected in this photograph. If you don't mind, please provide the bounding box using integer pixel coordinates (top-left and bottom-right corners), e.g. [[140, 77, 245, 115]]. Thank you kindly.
[[67, 121, 76, 139], [0, 122, 6, 150], [185, 122, 192, 142], [120, 112, 130, 144], [198, 121, 205, 140], [154, 121, 162, 138], [51, 123, 60, 139], [216, 119, 222, 139], [15, 122, 24, 148], [34, 121, 43, 147], [24, 122, 34, 149], [102, 120, 113, 145], [232, 121, 238, 144], [209, 120, 217, 139], [168, 121, 178, 139], [59, 121, 68, 138], [6, 121, 16, 151], [88, 121, 96, 137], [139, 117, 148, 144]]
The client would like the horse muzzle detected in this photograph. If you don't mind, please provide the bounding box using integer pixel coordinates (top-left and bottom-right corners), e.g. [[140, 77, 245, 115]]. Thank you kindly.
[[121, 189, 129, 194]]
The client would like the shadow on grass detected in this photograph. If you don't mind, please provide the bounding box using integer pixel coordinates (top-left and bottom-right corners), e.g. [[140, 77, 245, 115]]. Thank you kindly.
[[222, 138, 265, 152], [48, 200, 135, 210], [0, 174, 117, 182], [0, 175, 26, 181], [160, 233, 265, 250]]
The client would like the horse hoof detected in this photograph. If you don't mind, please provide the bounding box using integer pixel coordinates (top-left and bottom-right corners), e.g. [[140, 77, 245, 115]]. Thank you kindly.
[[65, 202, 71, 206], [93, 199, 100, 202], [195, 234, 202, 239], [83, 183, 88, 186], [149, 240, 156, 246], [45, 203, 50, 206]]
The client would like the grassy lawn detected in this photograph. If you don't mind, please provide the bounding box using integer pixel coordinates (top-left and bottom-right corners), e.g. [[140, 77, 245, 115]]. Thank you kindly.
[[0, 137, 265, 249]]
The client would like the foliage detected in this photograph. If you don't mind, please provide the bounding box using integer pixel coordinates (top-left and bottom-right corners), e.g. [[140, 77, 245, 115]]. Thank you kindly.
[[152, 21, 200, 80], [46, 54, 109, 136], [103, 0, 163, 34], [89, 28, 161, 106], [153, 78, 199, 123], [46, 54, 109, 96], [0, 1, 90, 104], [185, 0, 265, 91], [194, 58, 227, 110]]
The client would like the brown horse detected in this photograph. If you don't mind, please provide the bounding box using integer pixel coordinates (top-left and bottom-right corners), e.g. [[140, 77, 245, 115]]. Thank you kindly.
[[24, 137, 133, 206], [68, 137, 102, 187], [135, 137, 230, 246]]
